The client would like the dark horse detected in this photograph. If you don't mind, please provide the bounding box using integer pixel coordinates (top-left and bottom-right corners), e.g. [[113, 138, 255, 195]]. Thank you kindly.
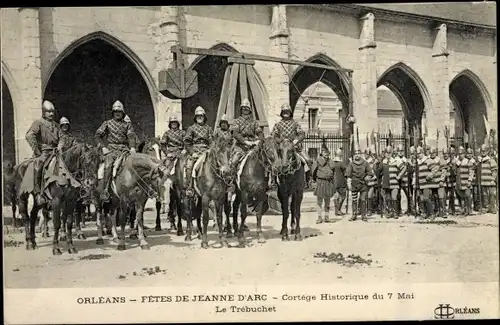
[[188, 137, 233, 248], [277, 139, 306, 241], [94, 152, 170, 250], [13, 143, 100, 254], [228, 137, 282, 247]]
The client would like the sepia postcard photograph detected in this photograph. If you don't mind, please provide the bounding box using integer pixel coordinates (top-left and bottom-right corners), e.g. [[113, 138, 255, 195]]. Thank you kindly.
[[1, 2, 499, 323]]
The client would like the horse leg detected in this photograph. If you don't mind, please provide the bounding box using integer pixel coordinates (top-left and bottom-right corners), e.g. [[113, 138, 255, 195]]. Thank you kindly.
[[200, 194, 211, 249], [255, 191, 267, 244], [95, 204, 105, 245], [19, 196, 32, 250], [169, 196, 178, 231], [135, 200, 150, 250], [11, 196, 18, 228], [51, 197, 62, 255], [214, 199, 228, 248], [174, 192, 182, 232], [232, 192, 240, 235], [196, 199, 203, 239], [292, 192, 304, 241], [238, 191, 249, 248], [129, 206, 138, 240], [155, 200, 162, 231], [117, 203, 127, 250], [75, 201, 86, 240], [184, 196, 193, 241], [111, 205, 120, 243], [280, 194, 290, 241], [65, 199, 78, 253]]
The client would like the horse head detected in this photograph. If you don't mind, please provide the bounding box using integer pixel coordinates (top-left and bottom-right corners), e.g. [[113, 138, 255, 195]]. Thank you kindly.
[[278, 138, 298, 175], [129, 153, 171, 201], [259, 136, 282, 174], [208, 137, 232, 180]]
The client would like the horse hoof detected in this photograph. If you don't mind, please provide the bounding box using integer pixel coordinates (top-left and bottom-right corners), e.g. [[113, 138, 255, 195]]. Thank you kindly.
[[184, 235, 192, 242], [213, 243, 223, 249], [140, 244, 150, 250], [68, 247, 78, 254], [129, 234, 138, 240], [294, 234, 303, 241], [52, 248, 62, 255], [237, 242, 246, 248], [201, 242, 209, 249], [26, 243, 38, 250], [117, 244, 126, 251], [77, 233, 86, 240], [155, 226, 162, 231], [59, 236, 67, 242], [222, 240, 229, 248], [279, 229, 287, 236], [281, 235, 290, 241], [96, 238, 104, 245], [112, 238, 120, 244], [177, 229, 185, 236]]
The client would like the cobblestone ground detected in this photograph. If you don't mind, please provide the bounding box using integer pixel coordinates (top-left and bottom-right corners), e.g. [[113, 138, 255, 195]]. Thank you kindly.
[[3, 200, 499, 289]]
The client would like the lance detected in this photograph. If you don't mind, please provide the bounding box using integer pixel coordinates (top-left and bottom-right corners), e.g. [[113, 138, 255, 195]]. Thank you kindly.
[[472, 125, 482, 213], [375, 130, 383, 218], [366, 133, 370, 149], [413, 125, 419, 218], [444, 125, 450, 150], [436, 129, 440, 153]]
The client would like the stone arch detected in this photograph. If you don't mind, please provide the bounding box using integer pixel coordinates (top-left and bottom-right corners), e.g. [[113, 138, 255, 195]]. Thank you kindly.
[[449, 92, 466, 137], [182, 43, 269, 129], [42, 31, 157, 106], [377, 62, 432, 126], [43, 32, 156, 141], [1, 61, 19, 164], [449, 69, 492, 146]]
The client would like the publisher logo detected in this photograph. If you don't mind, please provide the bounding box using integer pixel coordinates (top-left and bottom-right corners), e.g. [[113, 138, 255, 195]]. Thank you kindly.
[[434, 304, 454, 319]]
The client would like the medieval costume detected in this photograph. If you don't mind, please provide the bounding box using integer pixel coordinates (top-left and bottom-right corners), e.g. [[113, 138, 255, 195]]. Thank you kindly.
[[379, 146, 404, 219], [346, 147, 375, 222], [413, 146, 440, 219], [439, 148, 453, 217], [453, 146, 475, 216], [183, 106, 213, 195], [160, 115, 185, 173], [313, 144, 335, 223], [365, 146, 379, 216], [95, 100, 137, 201], [25, 100, 63, 205], [478, 144, 498, 213], [428, 147, 441, 217], [214, 114, 234, 144], [59, 117, 76, 151], [332, 148, 348, 217]]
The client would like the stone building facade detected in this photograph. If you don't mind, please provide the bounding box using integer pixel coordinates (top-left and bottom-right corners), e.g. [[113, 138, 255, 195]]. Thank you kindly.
[[1, 4, 496, 163]]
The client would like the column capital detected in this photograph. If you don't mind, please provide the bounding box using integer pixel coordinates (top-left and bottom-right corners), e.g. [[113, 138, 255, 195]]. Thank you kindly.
[[271, 5, 289, 38], [432, 22, 448, 57], [359, 12, 375, 21], [359, 11, 375, 50]]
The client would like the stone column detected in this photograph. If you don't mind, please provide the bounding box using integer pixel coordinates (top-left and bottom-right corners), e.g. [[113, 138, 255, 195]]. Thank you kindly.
[[267, 5, 290, 132], [17, 7, 43, 161], [428, 23, 449, 149], [155, 6, 183, 136], [354, 12, 378, 149]]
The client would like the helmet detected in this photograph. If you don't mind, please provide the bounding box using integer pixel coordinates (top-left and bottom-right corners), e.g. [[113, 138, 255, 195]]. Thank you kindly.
[[124, 115, 131, 123], [59, 117, 70, 125], [194, 106, 206, 116], [396, 144, 404, 152], [442, 148, 449, 155], [430, 148, 437, 155], [335, 148, 342, 157], [169, 115, 179, 123], [385, 146, 393, 153], [112, 100, 124, 112], [416, 146, 424, 154], [241, 99, 251, 108], [449, 147, 456, 154], [321, 143, 330, 155], [281, 103, 291, 112], [458, 146, 465, 154], [466, 148, 473, 154], [220, 114, 228, 122], [363, 148, 370, 155], [409, 146, 416, 154], [42, 100, 55, 111], [480, 144, 489, 152]]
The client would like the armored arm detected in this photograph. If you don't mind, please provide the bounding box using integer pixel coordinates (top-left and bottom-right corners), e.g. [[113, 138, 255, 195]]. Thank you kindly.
[[25, 120, 41, 156], [491, 159, 498, 181], [94, 121, 109, 147], [207, 127, 214, 146], [183, 127, 194, 152], [126, 123, 137, 149], [271, 122, 281, 140]]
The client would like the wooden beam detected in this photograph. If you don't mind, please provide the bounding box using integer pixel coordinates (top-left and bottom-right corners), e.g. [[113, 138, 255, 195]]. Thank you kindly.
[[246, 65, 269, 129], [228, 57, 256, 65], [225, 63, 239, 121], [214, 65, 232, 130], [239, 63, 249, 108], [171, 45, 353, 73]]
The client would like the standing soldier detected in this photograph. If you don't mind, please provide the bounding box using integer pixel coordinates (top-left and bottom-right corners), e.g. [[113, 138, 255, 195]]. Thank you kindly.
[[345, 146, 375, 222], [271, 103, 311, 187], [440, 148, 453, 217], [478, 144, 497, 213], [413, 146, 440, 219], [453, 146, 475, 216], [471, 148, 482, 212], [379, 146, 403, 218], [95, 100, 137, 202], [230, 99, 266, 189], [332, 148, 348, 217], [365, 145, 379, 216], [448, 146, 459, 214], [25, 100, 64, 205], [183, 106, 213, 196], [160, 116, 185, 174], [396, 144, 409, 216], [406, 146, 417, 216], [59, 117, 76, 150], [427, 148, 441, 217], [313, 144, 335, 223]]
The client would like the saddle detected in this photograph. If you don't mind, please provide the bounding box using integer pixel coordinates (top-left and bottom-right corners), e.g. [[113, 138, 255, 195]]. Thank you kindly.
[[236, 150, 257, 190], [97, 152, 129, 180]]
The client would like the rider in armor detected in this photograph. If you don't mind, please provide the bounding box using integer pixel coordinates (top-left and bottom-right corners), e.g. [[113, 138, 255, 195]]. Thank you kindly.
[[160, 115, 185, 173], [94, 100, 137, 201], [230, 98, 264, 185], [25, 100, 64, 205], [59, 117, 76, 150], [214, 114, 234, 144], [272, 103, 311, 187], [183, 106, 213, 196]]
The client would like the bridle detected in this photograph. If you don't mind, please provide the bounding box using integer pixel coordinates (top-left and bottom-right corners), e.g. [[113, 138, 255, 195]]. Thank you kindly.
[[206, 140, 234, 186], [278, 140, 302, 176]]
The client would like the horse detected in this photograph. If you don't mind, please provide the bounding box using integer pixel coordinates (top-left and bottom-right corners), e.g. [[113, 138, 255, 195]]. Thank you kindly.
[[276, 138, 306, 241], [13, 142, 100, 254], [94, 151, 170, 250], [187, 137, 233, 248], [228, 137, 282, 247]]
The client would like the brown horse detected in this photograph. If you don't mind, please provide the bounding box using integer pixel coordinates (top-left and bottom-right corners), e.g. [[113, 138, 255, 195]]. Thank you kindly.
[[277, 139, 306, 241], [186, 137, 233, 248], [94, 152, 170, 250], [229, 137, 282, 247], [13, 142, 100, 254]]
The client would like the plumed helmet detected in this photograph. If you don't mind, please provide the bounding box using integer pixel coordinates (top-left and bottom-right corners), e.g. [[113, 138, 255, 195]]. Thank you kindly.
[[124, 115, 131, 123], [42, 100, 55, 111], [169, 115, 179, 123], [442, 148, 449, 155], [241, 98, 251, 108], [59, 117, 70, 125], [194, 106, 206, 116], [458, 146, 465, 154], [112, 100, 124, 112]]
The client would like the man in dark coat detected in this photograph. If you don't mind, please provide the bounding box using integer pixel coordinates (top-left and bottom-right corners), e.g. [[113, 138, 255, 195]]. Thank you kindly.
[[345, 146, 375, 222]]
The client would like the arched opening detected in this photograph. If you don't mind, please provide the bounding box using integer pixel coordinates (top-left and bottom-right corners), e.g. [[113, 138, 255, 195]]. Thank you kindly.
[[44, 37, 155, 141], [449, 94, 466, 138], [2, 77, 16, 164], [290, 54, 350, 136], [182, 43, 268, 129], [449, 70, 491, 147], [377, 62, 431, 138]]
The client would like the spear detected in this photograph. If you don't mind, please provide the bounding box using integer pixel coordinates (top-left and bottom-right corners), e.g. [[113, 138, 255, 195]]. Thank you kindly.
[[366, 133, 370, 149], [436, 129, 440, 153], [413, 125, 419, 218], [375, 130, 383, 218], [472, 125, 482, 213], [444, 125, 449, 149]]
